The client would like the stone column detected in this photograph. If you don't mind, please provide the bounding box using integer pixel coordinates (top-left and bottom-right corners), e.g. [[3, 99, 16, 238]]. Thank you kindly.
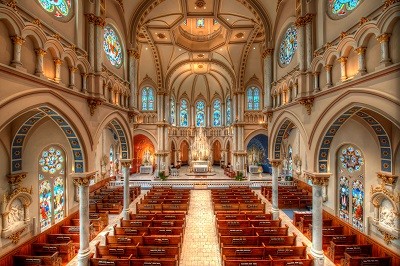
[[85, 13, 96, 67], [81, 73, 88, 93], [207, 104, 211, 127], [377, 33, 391, 68], [34, 48, 46, 78], [372, 201, 380, 221], [295, 18, 306, 72], [10, 35, 25, 70], [128, 49, 139, 109], [338, 57, 347, 82], [293, 82, 298, 99], [287, 87, 292, 103], [313, 72, 320, 92], [309, 172, 331, 266], [325, 65, 332, 88], [355, 47, 367, 76], [54, 58, 62, 83], [71, 172, 96, 266], [263, 49, 273, 108], [120, 159, 131, 220], [270, 159, 282, 220], [69, 67, 77, 89], [305, 14, 314, 69]]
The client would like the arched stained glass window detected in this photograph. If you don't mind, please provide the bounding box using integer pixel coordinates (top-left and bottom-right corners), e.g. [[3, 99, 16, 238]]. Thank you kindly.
[[279, 25, 297, 67], [226, 97, 232, 125], [141, 87, 155, 111], [196, 101, 205, 127], [247, 87, 260, 110], [197, 18, 205, 28], [37, 0, 73, 21], [180, 99, 189, 127], [327, 0, 363, 19], [213, 99, 221, 127], [103, 24, 123, 68], [170, 98, 176, 125], [39, 146, 65, 231], [337, 145, 365, 231]]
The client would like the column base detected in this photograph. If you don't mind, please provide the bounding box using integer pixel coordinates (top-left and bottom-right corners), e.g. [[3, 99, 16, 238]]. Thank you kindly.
[[271, 208, 279, 220], [375, 61, 392, 70], [77, 248, 91, 266], [310, 247, 324, 266], [11, 62, 26, 72], [123, 209, 130, 220], [355, 71, 367, 78], [35, 72, 46, 79]]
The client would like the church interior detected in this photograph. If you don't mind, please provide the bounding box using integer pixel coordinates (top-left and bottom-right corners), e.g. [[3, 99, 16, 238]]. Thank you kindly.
[[0, 0, 399, 265]]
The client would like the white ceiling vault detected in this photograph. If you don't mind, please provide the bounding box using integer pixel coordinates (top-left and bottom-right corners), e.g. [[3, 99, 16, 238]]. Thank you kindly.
[[124, 0, 277, 103]]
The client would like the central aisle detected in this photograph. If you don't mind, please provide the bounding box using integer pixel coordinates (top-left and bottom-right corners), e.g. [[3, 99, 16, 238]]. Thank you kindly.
[[179, 190, 221, 266]]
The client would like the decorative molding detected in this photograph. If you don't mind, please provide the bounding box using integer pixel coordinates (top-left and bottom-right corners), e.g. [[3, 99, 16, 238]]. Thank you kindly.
[[87, 97, 104, 116], [7, 172, 27, 188], [340, 32, 348, 40], [371, 185, 400, 204], [6, 227, 25, 244], [267, 111, 273, 122], [71, 171, 97, 187], [384, 0, 400, 10], [120, 159, 132, 168], [6, 0, 17, 11], [195, 0, 206, 8], [52, 34, 61, 41], [31, 18, 42, 27], [377, 227, 397, 245], [128, 49, 140, 59], [85, 13, 96, 24], [377, 172, 398, 187], [377, 33, 391, 43], [298, 97, 314, 115], [94, 16, 106, 28], [262, 48, 274, 59], [358, 17, 369, 27], [269, 159, 282, 168], [10, 35, 25, 45]]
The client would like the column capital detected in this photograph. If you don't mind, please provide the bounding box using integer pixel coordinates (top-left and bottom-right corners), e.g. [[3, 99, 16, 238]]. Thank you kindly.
[[34, 48, 46, 56], [7, 172, 27, 186], [312, 71, 320, 76], [69, 66, 78, 73], [120, 159, 132, 168], [262, 48, 274, 59], [85, 13, 96, 24], [11, 35, 25, 45], [356, 47, 367, 55], [358, 17, 369, 27], [305, 172, 331, 186], [324, 64, 332, 71], [54, 58, 63, 65], [338, 56, 347, 63], [128, 49, 140, 59], [377, 172, 398, 187], [95, 16, 106, 28], [71, 171, 96, 187], [377, 33, 391, 43], [269, 159, 282, 167]]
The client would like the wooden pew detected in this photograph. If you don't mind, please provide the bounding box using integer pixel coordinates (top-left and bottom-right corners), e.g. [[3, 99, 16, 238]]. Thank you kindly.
[[307, 225, 343, 239], [89, 212, 109, 229], [292, 211, 312, 227], [148, 227, 184, 236], [221, 246, 266, 261], [136, 246, 180, 260], [218, 227, 255, 236], [219, 236, 260, 248], [95, 242, 138, 259], [268, 255, 314, 266], [250, 219, 281, 227], [90, 255, 132, 266], [341, 253, 392, 266], [130, 257, 178, 266], [217, 220, 253, 228], [298, 218, 332, 233], [161, 203, 189, 214], [47, 234, 80, 251], [328, 243, 373, 262], [223, 257, 271, 266], [322, 234, 357, 249], [258, 234, 297, 246], [265, 244, 307, 259], [13, 252, 62, 266], [32, 241, 74, 263], [113, 225, 150, 236], [253, 225, 289, 236], [136, 203, 163, 213], [120, 218, 153, 227]]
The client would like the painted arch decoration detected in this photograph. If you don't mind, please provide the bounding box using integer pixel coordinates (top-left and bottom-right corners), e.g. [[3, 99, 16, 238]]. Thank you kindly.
[[109, 120, 129, 159], [37, 0, 74, 21], [318, 107, 392, 173], [327, 0, 364, 20], [274, 120, 295, 159], [11, 106, 85, 173], [103, 24, 124, 68]]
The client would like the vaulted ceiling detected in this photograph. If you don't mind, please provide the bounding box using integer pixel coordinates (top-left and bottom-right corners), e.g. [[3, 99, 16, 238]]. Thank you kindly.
[[124, 0, 277, 104]]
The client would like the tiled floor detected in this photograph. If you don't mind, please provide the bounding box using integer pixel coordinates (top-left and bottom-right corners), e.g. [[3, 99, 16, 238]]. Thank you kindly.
[[179, 190, 221, 266]]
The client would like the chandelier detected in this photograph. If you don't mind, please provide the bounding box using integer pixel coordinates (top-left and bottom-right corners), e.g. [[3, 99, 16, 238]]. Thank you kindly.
[[190, 127, 210, 161]]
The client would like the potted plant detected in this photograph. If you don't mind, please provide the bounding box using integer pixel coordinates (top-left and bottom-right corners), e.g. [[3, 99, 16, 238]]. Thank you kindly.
[[158, 171, 167, 181], [235, 171, 244, 181]]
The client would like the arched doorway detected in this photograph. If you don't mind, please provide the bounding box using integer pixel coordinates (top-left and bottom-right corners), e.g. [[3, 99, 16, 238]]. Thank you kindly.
[[133, 134, 155, 173], [246, 134, 270, 173], [180, 140, 189, 166], [213, 140, 221, 165]]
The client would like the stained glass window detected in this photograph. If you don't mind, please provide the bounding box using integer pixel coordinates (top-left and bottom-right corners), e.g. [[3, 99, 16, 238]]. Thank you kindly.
[[37, 0, 73, 21], [196, 101, 206, 127], [39, 146, 65, 231], [226, 97, 232, 125], [103, 25, 123, 68], [279, 25, 297, 67], [213, 99, 221, 127], [247, 87, 260, 110], [337, 144, 364, 231], [327, 0, 363, 19], [170, 98, 176, 125], [197, 18, 205, 28], [141, 87, 155, 111], [180, 99, 189, 127]]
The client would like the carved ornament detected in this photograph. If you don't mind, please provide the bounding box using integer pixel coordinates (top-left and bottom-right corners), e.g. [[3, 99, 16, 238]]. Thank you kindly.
[[384, 0, 400, 10], [269, 159, 282, 168], [377, 172, 398, 186], [377, 33, 391, 43], [11, 35, 25, 45], [7, 172, 27, 187], [377, 227, 397, 245], [371, 185, 400, 204], [358, 17, 369, 27], [298, 97, 314, 115], [72, 172, 96, 187], [6, 227, 25, 244], [87, 97, 104, 116]]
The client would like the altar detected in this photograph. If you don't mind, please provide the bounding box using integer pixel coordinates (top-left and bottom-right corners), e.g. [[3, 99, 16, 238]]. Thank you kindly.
[[140, 165, 152, 174], [249, 165, 261, 174], [192, 161, 209, 173]]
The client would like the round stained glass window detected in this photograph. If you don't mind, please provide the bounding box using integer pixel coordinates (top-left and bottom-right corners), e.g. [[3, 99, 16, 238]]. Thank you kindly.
[[339, 146, 364, 173], [39, 147, 64, 174], [37, 0, 74, 21], [279, 25, 297, 67], [103, 25, 123, 68], [327, 0, 364, 20]]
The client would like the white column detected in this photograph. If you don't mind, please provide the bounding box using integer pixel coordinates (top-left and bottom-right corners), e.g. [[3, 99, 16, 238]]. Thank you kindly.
[[338, 56, 347, 82], [313, 72, 320, 92], [34, 48, 46, 78], [10, 35, 25, 69], [120, 159, 131, 220], [85, 14, 96, 67], [356, 47, 367, 76], [310, 173, 330, 266], [287, 87, 292, 103], [81, 73, 88, 93], [69, 67, 77, 89], [207, 104, 211, 127], [377, 33, 391, 68], [325, 65, 332, 88], [270, 159, 282, 220], [128, 49, 139, 109], [263, 49, 273, 108], [71, 172, 96, 266], [54, 58, 62, 83], [305, 15, 314, 69]]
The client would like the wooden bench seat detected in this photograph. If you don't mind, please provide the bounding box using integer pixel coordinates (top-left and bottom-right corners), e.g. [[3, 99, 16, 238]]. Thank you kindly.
[[105, 232, 183, 247], [130, 257, 178, 266], [264, 245, 307, 259], [322, 234, 356, 249], [253, 225, 289, 236], [32, 241, 75, 263], [268, 255, 313, 266], [223, 256, 270, 266], [95, 242, 138, 259], [113, 225, 150, 236], [341, 253, 392, 266], [218, 227, 255, 236], [129, 213, 186, 221], [148, 227, 184, 236], [136, 246, 180, 260], [307, 225, 343, 239], [298, 218, 332, 233], [14, 251, 62, 266], [222, 246, 266, 261], [120, 219, 153, 227], [90, 255, 132, 266], [258, 234, 297, 246], [328, 243, 372, 261], [47, 234, 80, 251]]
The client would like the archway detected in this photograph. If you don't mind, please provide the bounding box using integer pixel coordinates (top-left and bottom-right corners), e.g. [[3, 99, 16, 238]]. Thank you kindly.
[[246, 134, 270, 173], [180, 140, 189, 166], [212, 140, 221, 166], [133, 134, 155, 173]]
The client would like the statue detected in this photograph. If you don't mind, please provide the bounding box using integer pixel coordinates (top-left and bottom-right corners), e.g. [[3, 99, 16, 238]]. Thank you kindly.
[[143, 149, 151, 165]]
